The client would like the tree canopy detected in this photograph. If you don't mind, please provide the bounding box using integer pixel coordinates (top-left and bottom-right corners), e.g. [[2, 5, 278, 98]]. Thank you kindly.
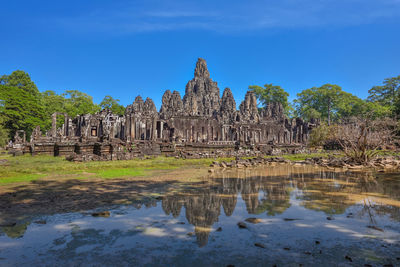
[[294, 84, 347, 124], [366, 75, 400, 118], [367, 75, 400, 107], [292, 84, 384, 124], [0, 71, 45, 138], [0, 70, 39, 96], [249, 84, 291, 115], [62, 90, 101, 117], [99, 95, 125, 116]]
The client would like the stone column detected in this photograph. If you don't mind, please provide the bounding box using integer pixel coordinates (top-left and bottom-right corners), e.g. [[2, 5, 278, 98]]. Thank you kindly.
[[152, 117, 157, 141], [64, 114, 69, 136], [130, 117, 135, 140], [125, 115, 130, 142], [160, 122, 164, 140], [51, 113, 57, 137]]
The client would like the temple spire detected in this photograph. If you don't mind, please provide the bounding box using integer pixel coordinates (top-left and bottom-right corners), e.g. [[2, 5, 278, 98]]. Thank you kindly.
[[194, 58, 210, 79]]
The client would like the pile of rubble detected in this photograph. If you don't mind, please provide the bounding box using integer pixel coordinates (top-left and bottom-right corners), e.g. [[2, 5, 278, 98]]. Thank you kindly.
[[209, 155, 400, 172], [306, 156, 400, 170], [209, 157, 290, 170]]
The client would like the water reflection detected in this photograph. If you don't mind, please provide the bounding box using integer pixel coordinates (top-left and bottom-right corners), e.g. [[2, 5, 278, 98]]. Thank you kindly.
[[159, 166, 400, 246], [1, 165, 400, 266]]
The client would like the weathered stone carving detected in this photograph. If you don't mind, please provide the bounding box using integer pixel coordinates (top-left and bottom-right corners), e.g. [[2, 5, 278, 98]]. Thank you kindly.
[[12, 58, 316, 160], [184, 58, 221, 117]]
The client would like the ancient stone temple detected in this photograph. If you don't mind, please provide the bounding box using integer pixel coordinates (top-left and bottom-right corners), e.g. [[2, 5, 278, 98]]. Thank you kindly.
[[10, 58, 317, 160]]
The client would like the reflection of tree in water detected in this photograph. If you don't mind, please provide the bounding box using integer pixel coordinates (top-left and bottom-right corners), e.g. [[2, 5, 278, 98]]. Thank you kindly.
[[297, 170, 400, 221], [1, 221, 30, 239], [295, 170, 352, 215], [161, 167, 400, 246]]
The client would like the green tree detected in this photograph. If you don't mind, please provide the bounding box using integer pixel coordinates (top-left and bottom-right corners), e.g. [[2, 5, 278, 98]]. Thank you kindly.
[[0, 113, 10, 146], [62, 90, 100, 117], [249, 84, 291, 115], [99, 95, 125, 115], [295, 84, 355, 125], [307, 122, 331, 148], [368, 75, 400, 106], [0, 85, 45, 139], [0, 71, 45, 139], [41, 90, 67, 130], [0, 70, 39, 96]]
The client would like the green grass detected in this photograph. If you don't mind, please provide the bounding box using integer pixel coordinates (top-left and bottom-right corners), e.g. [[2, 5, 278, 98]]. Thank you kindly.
[[0, 154, 235, 185], [279, 152, 335, 161], [0, 174, 46, 184], [0, 151, 336, 185]]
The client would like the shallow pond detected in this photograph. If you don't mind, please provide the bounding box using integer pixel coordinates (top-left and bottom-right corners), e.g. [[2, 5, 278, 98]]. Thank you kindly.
[[1, 165, 400, 266]]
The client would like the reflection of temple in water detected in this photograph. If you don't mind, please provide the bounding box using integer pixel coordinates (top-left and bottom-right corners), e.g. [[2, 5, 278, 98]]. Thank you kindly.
[[161, 166, 400, 246], [2, 166, 399, 243]]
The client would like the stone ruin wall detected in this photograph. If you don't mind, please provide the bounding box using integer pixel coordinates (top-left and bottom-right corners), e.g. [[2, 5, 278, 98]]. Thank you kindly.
[[9, 58, 318, 160]]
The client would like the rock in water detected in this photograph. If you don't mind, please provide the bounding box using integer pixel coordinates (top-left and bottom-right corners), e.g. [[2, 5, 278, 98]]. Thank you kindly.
[[254, 243, 265, 248], [345, 255, 352, 262], [237, 222, 247, 229], [245, 218, 262, 224], [91, 211, 110, 218]]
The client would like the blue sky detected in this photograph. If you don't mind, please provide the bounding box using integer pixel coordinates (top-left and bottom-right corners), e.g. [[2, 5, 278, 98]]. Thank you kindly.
[[1, 0, 400, 109]]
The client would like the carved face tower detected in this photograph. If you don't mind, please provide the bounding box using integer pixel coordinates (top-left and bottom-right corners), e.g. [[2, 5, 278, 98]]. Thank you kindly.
[[183, 58, 221, 117]]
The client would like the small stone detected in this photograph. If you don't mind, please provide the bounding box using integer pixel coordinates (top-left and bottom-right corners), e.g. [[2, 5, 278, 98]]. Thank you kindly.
[[92, 211, 110, 217], [187, 232, 194, 236], [34, 220, 47, 224], [237, 222, 247, 229], [177, 222, 185, 225], [283, 247, 290, 250], [245, 218, 262, 224], [326, 216, 334, 220], [315, 241, 320, 245], [254, 243, 265, 248], [304, 251, 312, 255], [345, 255, 352, 262], [283, 218, 300, 221], [364, 264, 372, 267], [216, 227, 222, 232]]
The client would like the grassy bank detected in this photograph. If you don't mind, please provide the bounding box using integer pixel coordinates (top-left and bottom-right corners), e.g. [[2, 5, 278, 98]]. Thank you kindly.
[[0, 151, 344, 185], [0, 154, 236, 185]]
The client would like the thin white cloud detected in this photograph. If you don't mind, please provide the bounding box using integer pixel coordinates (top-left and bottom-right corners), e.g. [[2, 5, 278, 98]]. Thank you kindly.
[[50, 0, 400, 34]]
